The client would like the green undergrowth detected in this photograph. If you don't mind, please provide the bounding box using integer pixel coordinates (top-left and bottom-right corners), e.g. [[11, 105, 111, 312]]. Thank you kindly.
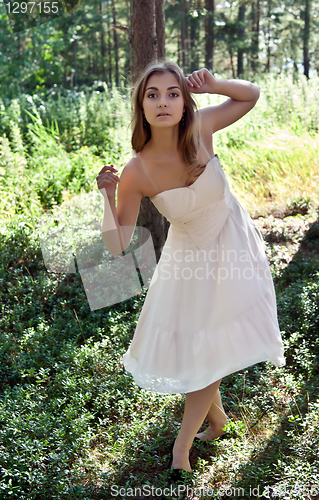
[[1, 207, 319, 498], [1, 73, 319, 498], [0, 84, 131, 220], [196, 72, 319, 217], [1, 72, 319, 223]]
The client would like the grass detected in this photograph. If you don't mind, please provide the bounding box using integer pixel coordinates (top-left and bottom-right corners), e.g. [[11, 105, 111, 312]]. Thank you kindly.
[[1, 71, 319, 222], [0, 83, 131, 220], [219, 127, 319, 217], [195, 71, 319, 217], [1, 72, 319, 499]]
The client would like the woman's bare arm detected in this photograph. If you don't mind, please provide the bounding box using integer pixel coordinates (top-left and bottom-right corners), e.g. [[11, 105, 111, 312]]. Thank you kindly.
[[186, 69, 260, 135], [97, 158, 143, 256]]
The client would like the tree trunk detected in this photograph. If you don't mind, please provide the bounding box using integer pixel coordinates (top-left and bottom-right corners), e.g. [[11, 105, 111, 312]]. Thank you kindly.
[[303, 0, 310, 79], [107, 19, 113, 87], [230, 47, 236, 78], [251, 0, 260, 72], [189, 13, 198, 72], [100, 2, 106, 81], [94, 52, 97, 77], [180, 0, 189, 73], [71, 11, 78, 87], [265, 0, 271, 72], [205, 0, 215, 71], [155, 0, 165, 60], [73, 39, 78, 86], [112, 0, 120, 86], [237, 3, 246, 77], [130, 0, 169, 262], [130, 0, 157, 83], [136, 197, 170, 261], [18, 32, 23, 56]]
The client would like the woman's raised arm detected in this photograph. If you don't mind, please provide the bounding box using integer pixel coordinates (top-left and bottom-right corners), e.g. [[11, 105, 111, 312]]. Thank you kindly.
[[186, 68, 260, 135]]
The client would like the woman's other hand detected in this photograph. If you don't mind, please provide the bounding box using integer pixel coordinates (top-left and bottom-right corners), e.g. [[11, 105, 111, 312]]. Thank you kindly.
[[96, 164, 120, 199], [186, 68, 217, 94]]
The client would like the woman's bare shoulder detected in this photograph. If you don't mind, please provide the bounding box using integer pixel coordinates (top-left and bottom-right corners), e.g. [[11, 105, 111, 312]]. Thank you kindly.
[[119, 155, 149, 197]]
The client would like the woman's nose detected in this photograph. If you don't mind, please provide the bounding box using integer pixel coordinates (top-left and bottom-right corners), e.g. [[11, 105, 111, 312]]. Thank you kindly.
[[158, 96, 168, 107]]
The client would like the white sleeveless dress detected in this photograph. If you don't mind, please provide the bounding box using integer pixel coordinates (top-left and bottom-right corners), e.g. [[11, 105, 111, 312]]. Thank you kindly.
[[122, 145, 285, 394]]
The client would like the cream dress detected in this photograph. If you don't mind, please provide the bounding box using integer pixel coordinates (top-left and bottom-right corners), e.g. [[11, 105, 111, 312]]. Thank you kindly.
[[122, 144, 285, 394]]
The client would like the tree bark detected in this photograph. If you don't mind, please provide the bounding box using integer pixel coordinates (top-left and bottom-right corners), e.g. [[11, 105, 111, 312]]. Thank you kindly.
[[136, 197, 170, 261], [180, 0, 190, 73], [177, 36, 181, 67], [230, 47, 236, 78], [189, 12, 198, 71], [130, 0, 169, 262], [100, 2, 106, 81], [265, 0, 271, 72], [251, 0, 260, 72], [155, 0, 165, 60], [71, 11, 78, 87], [205, 0, 215, 71], [112, 0, 120, 86], [303, 0, 310, 79], [107, 19, 113, 87], [94, 52, 97, 77], [73, 39, 78, 86], [130, 0, 157, 84], [237, 3, 246, 77]]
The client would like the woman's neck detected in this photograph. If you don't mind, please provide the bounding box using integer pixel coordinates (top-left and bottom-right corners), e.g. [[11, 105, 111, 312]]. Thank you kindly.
[[146, 125, 180, 156]]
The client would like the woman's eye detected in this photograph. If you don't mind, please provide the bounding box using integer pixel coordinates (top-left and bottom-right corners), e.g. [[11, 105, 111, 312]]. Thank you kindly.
[[147, 92, 179, 98]]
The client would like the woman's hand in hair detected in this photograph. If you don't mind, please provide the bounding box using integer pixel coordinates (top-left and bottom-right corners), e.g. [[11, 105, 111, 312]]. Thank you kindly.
[[186, 68, 217, 94], [96, 165, 120, 199]]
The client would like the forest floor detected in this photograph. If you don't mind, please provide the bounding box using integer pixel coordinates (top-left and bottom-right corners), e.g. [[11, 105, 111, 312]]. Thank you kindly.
[[1, 191, 318, 500], [81, 202, 319, 499], [254, 203, 319, 273]]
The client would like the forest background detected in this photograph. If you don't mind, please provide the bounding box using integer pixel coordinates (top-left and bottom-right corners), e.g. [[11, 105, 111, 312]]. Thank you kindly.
[[1, 0, 319, 499], [1, 0, 319, 94]]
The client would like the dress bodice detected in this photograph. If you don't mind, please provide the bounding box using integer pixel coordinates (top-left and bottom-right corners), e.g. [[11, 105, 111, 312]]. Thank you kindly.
[[149, 155, 233, 250]]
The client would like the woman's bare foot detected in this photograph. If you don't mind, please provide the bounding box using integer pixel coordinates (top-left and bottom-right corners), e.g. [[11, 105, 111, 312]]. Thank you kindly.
[[195, 424, 225, 442]]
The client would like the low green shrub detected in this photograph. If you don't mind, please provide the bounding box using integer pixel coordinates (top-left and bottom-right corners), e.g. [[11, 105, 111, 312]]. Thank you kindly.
[[1, 210, 319, 498]]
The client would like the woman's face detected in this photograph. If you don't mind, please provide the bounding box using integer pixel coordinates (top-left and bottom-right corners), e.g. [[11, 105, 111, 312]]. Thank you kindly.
[[142, 71, 185, 129]]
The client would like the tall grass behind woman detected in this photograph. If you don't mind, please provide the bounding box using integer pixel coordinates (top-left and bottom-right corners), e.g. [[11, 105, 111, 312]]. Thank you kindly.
[[96, 61, 285, 480]]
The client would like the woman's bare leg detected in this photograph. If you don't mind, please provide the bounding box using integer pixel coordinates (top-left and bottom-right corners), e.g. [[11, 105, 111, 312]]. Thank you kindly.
[[195, 388, 228, 441], [171, 379, 222, 472]]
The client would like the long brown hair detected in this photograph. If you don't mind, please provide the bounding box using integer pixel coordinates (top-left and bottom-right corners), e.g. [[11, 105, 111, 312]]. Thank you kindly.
[[131, 60, 205, 186]]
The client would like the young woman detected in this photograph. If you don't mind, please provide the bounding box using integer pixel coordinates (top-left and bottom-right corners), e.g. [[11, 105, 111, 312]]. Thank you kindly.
[[96, 61, 285, 479]]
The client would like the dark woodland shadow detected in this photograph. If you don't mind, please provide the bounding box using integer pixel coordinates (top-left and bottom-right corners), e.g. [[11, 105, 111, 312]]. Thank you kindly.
[[218, 207, 319, 499]]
